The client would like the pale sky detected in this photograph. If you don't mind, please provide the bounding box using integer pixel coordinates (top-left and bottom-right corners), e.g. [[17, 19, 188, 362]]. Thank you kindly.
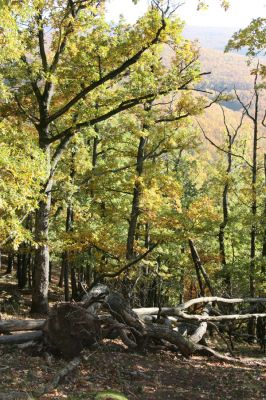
[[106, 0, 266, 28]]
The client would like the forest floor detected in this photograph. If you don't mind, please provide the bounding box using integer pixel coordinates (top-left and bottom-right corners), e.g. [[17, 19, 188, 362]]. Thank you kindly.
[[0, 272, 266, 400]]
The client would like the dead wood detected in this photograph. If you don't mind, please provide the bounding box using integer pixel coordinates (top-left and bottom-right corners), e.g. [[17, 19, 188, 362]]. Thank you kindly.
[[1, 289, 266, 363], [188, 304, 211, 344], [34, 356, 81, 398], [195, 344, 242, 363], [133, 297, 266, 316], [0, 331, 43, 344], [0, 319, 45, 333], [143, 323, 196, 357], [43, 303, 101, 359], [189, 239, 215, 296]]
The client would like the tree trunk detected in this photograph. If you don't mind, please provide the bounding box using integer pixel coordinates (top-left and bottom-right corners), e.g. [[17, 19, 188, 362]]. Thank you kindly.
[[58, 258, 64, 287], [261, 154, 266, 275], [249, 83, 259, 299], [31, 132, 52, 314], [17, 252, 22, 287], [126, 136, 147, 259], [31, 196, 51, 314], [219, 175, 231, 294], [5, 252, 14, 274], [189, 239, 213, 296]]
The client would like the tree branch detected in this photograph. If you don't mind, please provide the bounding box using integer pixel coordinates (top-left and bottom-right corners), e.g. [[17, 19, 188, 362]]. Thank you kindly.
[[197, 119, 253, 168], [89, 243, 158, 289], [47, 17, 168, 123]]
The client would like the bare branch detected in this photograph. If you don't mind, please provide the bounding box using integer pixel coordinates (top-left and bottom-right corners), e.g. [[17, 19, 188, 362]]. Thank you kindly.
[[197, 119, 253, 168], [89, 243, 158, 289]]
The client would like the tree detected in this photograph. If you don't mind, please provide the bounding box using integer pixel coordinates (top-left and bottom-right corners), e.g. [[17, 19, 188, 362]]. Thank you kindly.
[[0, 0, 208, 313]]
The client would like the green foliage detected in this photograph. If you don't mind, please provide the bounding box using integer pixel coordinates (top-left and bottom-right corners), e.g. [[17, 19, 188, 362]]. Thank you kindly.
[[0, 0, 265, 306], [0, 120, 46, 247], [226, 18, 266, 58]]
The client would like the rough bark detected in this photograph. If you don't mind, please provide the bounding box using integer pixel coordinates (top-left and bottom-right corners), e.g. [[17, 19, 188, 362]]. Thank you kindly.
[[0, 319, 45, 332], [31, 138, 51, 314], [0, 331, 43, 345]]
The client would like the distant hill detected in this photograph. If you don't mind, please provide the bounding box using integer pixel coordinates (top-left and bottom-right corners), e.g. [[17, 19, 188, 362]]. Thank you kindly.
[[162, 28, 265, 145], [198, 48, 266, 115], [183, 26, 246, 54]]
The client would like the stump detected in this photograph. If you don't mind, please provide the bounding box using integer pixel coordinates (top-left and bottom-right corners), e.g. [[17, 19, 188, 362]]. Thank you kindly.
[[43, 303, 101, 359]]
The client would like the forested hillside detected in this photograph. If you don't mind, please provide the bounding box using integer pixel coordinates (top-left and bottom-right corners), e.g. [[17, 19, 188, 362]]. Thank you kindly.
[[199, 47, 266, 113], [0, 1, 265, 399]]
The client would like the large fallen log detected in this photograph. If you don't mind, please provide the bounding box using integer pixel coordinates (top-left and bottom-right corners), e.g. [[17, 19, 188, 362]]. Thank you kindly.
[[0, 319, 45, 333], [0, 331, 43, 344]]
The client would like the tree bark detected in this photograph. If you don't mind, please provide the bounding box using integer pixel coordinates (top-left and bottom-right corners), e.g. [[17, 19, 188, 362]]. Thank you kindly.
[[126, 136, 147, 259], [31, 139, 52, 314], [0, 331, 43, 345], [0, 319, 45, 332]]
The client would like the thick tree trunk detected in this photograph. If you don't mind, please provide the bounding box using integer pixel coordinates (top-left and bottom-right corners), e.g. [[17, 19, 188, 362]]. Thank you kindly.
[[31, 129, 52, 315], [31, 196, 51, 314]]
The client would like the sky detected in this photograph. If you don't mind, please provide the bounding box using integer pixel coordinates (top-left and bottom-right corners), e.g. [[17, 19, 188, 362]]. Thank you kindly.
[[106, 0, 266, 28]]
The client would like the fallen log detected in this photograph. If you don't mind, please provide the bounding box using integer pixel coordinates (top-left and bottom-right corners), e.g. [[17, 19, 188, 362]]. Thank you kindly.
[[133, 297, 266, 317], [173, 312, 266, 322], [0, 331, 43, 345], [0, 319, 45, 333], [143, 323, 196, 357], [188, 305, 211, 344]]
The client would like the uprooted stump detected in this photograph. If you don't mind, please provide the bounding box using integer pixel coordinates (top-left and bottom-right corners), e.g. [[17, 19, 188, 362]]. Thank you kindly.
[[43, 303, 101, 359]]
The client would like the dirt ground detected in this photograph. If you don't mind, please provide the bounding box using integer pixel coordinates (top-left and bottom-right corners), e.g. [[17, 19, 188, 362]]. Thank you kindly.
[[0, 272, 266, 400], [0, 341, 265, 400]]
